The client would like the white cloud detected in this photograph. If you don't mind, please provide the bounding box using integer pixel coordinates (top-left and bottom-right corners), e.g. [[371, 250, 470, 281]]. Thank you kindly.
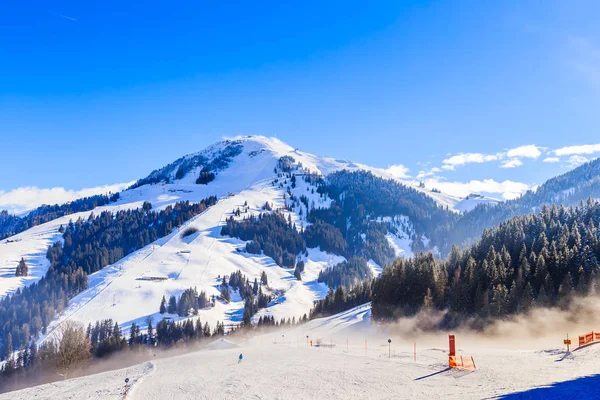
[[423, 178, 531, 200], [567, 155, 589, 167], [554, 143, 600, 156], [442, 152, 502, 168], [543, 157, 560, 163], [506, 144, 542, 159], [500, 158, 524, 168], [0, 182, 133, 215], [416, 167, 441, 180], [441, 145, 541, 170], [385, 164, 410, 179]]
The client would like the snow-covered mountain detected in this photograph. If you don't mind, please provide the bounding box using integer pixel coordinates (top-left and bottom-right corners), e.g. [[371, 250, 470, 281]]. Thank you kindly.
[[1, 135, 451, 345], [454, 193, 500, 213]]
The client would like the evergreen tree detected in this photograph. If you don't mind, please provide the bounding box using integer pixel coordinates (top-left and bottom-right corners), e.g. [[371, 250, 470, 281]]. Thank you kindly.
[[15, 257, 28, 277], [159, 295, 167, 314], [261, 271, 268, 287], [167, 296, 177, 314]]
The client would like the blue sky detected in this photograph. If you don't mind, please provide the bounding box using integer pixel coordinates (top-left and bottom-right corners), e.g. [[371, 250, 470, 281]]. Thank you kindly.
[[1, 0, 600, 210]]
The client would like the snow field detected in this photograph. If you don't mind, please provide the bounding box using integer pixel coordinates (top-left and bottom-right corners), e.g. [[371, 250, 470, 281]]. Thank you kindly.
[[5, 304, 600, 400]]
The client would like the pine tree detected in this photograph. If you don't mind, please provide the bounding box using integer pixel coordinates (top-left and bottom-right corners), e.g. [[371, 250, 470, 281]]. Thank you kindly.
[[15, 257, 28, 277], [490, 283, 508, 317], [146, 316, 154, 344], [129, 323, 138, 345], [261, 270, 268, 287], [220, 285, 231, 303], [159, 295, 167, 314], [113, 322, 122, 342], [167, 296, 177, 314]]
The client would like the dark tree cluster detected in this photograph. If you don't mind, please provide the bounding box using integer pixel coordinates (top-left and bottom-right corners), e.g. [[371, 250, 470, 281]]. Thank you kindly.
[[221, 211, 306, 268], [159, 288, 212, 317], [15, 258, 28, 277], [304, 220, 347, 256], [310, 281, 373, 318], [88, 319, 127, 358], [155, 318, 215, 346], [196, 169, 216, 184], [318, 256, 373, 289], [0, 193, 118, 240], [0, 197, 218, 360], [294, 260, 305, 280], [371, 199, 600, 326], [277, 156, 296, 172], [219, 270, 272, 326]]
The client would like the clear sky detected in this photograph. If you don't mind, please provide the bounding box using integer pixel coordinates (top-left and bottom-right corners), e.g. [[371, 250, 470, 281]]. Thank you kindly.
[[1, 0, 600, 211]]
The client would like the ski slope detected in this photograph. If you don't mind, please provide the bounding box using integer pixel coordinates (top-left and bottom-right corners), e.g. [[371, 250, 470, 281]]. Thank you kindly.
[[4, 304, 600, 400]]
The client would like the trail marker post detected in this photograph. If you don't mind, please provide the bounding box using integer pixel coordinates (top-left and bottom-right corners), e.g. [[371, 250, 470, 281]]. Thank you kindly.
[[388, 339, 391, 359], [564, 334, 571, 352], [123, 377, 130, 399], [306, 335, 309, 348], [414, 342, 416, 362]]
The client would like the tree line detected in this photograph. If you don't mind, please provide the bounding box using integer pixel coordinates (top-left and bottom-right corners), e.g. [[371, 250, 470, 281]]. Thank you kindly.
[[0, 193, 118, 240]]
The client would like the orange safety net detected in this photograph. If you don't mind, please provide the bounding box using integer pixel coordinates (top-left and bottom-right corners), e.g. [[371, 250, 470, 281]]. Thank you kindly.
[[449, 355, 476, 371], [578, 331, 600, 347]]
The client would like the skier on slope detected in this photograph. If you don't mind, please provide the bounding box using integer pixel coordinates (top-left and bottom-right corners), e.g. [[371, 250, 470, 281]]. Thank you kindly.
[[238, 353, 243, 364]]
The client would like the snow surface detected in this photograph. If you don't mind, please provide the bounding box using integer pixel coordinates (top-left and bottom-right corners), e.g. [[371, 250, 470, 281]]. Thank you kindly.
[[454, 194, 500, 213], [5, 304, 600, 400]]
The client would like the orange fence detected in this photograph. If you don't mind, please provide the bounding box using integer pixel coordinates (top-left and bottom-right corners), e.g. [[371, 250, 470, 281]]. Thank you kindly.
[[578, 331, 600, 347], [449, 355, 476, 371]]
